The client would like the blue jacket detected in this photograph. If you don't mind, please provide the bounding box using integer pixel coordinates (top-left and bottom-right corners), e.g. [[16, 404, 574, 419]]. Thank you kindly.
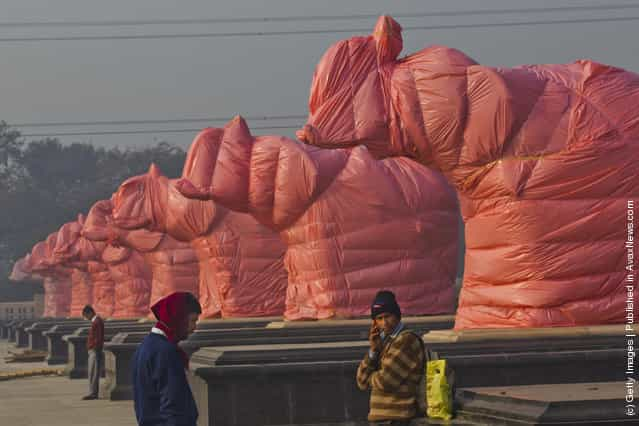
[[132, 333, 198, 426]]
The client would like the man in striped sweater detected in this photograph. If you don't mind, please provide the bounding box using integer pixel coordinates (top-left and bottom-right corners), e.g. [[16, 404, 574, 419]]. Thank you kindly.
[[357, 291, 425, 425]]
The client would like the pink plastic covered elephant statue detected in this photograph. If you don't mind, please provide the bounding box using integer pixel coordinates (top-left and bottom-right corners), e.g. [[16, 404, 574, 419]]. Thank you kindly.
[[109, 164, 287, 318], [81, 200, 153, 317], [296, 15, 639, 329], [83, 194, 200, 310], [177, 118, 459, 319]]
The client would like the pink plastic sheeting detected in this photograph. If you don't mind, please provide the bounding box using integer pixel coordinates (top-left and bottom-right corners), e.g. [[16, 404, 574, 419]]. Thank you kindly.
[[42, 277, 72, 318], [177, 118, 459, 319], [102, 245, 152, 318], [9, 256, 31, 281], [28, 236, 72, 317], [82, 200, 152, 317], [83, 199, 199, 309], [296, 15, 639, 328], [70, 269, 92, 317], [51, 216, 94, 317], [110, 165, 287, 318], [51, 215, 117, 317]]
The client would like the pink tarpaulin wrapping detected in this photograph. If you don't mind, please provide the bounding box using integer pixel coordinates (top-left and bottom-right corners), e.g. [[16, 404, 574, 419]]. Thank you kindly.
[[82, 200, 152, 317], [42, 277, 72, 318], [102, 245, 152, 318], [84, 199, 199, 309], [177, 118, 459, 319], [296, 16, 639, 328], [51, 214, 117, 317], [69, 269, 92, 317], [9, 255, 74, 319], [9, 256, 32, 282], [29, 236, 72, 317], [51, 216, 93, 317], [110, 165, 287, 318]]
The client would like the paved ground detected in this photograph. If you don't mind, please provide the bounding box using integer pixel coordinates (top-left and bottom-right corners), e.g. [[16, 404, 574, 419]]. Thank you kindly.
[[1, 340, 135, 426], [0, 376, 136, 426], [0, 338, 51, 374]]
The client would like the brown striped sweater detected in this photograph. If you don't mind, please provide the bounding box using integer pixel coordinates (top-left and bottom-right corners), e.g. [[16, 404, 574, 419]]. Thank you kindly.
[[356, 328, 425, 421]]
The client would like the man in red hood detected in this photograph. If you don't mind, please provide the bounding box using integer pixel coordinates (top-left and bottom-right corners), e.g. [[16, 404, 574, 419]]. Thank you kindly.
[[132, 292, 201, 426]]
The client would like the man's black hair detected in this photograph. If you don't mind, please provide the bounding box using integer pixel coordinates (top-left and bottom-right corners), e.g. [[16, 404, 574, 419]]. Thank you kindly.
[[184, 293, 202, 315], [82, 305, 95, 317]]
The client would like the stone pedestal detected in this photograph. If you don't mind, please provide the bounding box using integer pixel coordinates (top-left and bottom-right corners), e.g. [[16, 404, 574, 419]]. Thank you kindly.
[[44, 322, 89, 364], [190, 360, 367, 426], [7, 319, 18, 342], [64, 322, 150, 379], [196, 317, 284, 330], [15, 320, 37, 348], [263, 315, 454, 330], [99, 315, 452, 402], [2, 319, 20, 340], [188, 324, 629, 425], [26, 319, 84, 351], [0, 321, 7, 339], [100, 318, 293, 401], [103, 332, 148, 400], [456, 381, 637, 424], [422, 325, 627, 387], [43, 319, 144, 365]]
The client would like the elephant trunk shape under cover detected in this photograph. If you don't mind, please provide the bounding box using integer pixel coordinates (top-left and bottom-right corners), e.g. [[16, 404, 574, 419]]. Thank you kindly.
[[177, 117, 459, 319], [110, 164, 288, 318]]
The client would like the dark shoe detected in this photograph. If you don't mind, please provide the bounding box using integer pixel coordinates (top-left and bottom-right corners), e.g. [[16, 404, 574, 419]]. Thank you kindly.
[[82, 395, 98, 400]]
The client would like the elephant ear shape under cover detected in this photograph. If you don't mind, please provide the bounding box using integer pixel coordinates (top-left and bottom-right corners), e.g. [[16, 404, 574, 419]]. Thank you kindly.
[[111, 164, 169, 231], [82, 200, 115, 242], [52, 219, 84, 264]]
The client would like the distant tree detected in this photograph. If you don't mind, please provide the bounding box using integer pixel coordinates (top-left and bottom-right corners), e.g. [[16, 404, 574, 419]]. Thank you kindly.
[[0, 121, 25, 191], [0, 123, 186, 301]]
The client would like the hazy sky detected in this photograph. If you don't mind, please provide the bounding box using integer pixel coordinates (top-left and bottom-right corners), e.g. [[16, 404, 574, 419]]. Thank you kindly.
[[2, 0, 638, 149]]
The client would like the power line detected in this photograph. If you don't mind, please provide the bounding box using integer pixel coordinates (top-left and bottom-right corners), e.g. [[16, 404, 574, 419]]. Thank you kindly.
[[19, 125, 299, 138], [0, 4, 638, 28], [0, 15, 637, 43], [11, 114, 307, 128]]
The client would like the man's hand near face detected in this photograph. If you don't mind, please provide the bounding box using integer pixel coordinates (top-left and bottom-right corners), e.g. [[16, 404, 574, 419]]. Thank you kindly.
[[369, 320, 382, 354]]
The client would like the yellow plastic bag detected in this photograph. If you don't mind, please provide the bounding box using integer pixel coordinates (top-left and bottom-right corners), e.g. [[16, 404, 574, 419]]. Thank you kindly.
[[426, 359, 453, 420]]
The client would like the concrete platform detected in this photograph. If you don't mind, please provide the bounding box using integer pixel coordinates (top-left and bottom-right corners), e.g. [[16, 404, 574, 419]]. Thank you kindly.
[[457, 381, 639, 424]]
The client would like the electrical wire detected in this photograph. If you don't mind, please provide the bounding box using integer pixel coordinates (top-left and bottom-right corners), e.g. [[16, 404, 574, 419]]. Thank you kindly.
[[0, 16, 637, 43]]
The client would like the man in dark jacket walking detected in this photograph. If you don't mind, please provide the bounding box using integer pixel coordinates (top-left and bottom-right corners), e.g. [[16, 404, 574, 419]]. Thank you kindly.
[[132, 292, 201, 426], [82, 305, 104, 400]]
